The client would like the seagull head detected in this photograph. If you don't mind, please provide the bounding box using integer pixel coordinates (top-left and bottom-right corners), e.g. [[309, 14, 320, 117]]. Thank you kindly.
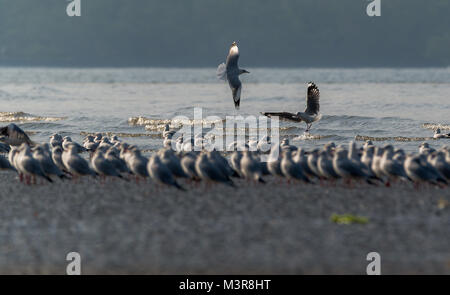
[[231, 41, 237, 47], [307, 81, 317, 89]]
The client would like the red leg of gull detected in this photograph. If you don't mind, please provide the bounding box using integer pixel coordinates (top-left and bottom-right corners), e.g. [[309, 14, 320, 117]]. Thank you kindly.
[[19, 173, 23, 183]]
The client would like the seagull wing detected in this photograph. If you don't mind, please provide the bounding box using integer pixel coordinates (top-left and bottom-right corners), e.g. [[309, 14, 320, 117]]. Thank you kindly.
[[216, 63, 227, 80], [261, 112, 303, 122], [305, 83, 320, 115]]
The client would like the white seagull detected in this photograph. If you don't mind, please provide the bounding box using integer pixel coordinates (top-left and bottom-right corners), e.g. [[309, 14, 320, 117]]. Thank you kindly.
[[217, 41, 250, 109], [262, 82, 322, 132]]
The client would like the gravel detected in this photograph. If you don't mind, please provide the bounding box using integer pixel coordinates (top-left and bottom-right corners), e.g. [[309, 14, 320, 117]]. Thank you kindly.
[[0, 171, 449, 274]]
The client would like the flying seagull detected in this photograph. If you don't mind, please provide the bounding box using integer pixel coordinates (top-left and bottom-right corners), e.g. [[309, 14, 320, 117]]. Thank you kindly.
[[262, 82, 322, 132], [217, 41, 250, 109], [0, 123, 33, 146]]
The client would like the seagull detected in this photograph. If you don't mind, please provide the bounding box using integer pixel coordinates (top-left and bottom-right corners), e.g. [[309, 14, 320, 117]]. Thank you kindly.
[[162, 124, 176, 138], [52, 146, 68, 173], [62, 145, 96, 177], [428, 152, 450, 181], [433, 128, 450, 139], [208, 150, 237, 178], [262, 82, 322, 132], [105, 148, 129, 174], [62, 137, 86, 153], [0, 154, 14, 171], [0, 123, 33, 146], [419, 142, 435, 155], [33, 145, 68, 180], [257, 136, 271, 153], [281, 150, 310, 182], [317, 150, 340, 181], [217, 41, 250, 109], [307, 149, 321, 177], [293, 148, 317, 179], [159, 149, 188, 178], [240, 151, 265, 183], [180, 152, 200, 179], [83, 135, 99, 152], [379, 146, 410, 182], [333, 148, 369, 183], [195, 152, 235, 186], [267, 144, 283, 177], [91, 150, 125, 179], [230, 151, 244, 177], [16, 144, 52, 183], [280, 138, 298, 152], [125, 149, 149, 179], [148, 154, 185, 190], [404, 154, 447, 185], [49, 134, 63, 148]]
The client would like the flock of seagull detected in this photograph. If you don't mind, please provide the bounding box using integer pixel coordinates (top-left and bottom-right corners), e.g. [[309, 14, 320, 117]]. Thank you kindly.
[[0, 40, 447, 190], [0, 122, 448, 190]]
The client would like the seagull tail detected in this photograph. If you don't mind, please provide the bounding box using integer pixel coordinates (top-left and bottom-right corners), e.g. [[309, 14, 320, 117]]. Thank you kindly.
[[234, 99, 240, 110], [174, 181, 186, 191], [118, 174, 130, 182], [232, 87, 241, 110]]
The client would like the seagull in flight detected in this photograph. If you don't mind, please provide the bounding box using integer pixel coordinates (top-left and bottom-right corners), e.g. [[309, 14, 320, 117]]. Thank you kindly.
[[262, 82, 322, 132], [217, 41, 250, 109], [0, 123, 33, 146]]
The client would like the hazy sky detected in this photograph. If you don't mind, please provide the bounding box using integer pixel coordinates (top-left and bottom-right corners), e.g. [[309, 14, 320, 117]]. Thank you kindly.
[[0, 0, 448, 67]]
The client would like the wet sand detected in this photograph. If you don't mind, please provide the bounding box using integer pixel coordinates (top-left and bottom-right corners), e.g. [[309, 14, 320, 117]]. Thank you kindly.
[[0, 171, 449, 274]]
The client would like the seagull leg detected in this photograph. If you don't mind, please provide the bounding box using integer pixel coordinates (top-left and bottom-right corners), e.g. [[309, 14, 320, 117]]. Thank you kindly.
[[305, 124, 312, 133]]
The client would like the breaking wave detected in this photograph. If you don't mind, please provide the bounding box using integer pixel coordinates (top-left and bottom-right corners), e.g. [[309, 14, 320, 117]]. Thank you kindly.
[[422, 123, 450, 131], [0, 112, 66, 123], [355, 135, 435, 142]]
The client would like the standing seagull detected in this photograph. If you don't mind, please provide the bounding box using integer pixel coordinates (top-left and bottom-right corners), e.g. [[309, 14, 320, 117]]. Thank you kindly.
[[262, 82, 322, 132], [217, 41, 250, 109]]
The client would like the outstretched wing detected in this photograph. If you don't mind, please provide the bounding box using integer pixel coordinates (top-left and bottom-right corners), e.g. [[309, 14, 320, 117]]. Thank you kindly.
[[216, 63, 227, 80], [0, 123, 33, 146], [305, 82, 320, 115], [261, 112, 303, 122]]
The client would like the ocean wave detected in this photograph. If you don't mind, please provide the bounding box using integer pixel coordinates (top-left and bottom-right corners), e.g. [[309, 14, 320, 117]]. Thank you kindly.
[[0, 112, 66, 123], [292, 134, 335, 141], [129, 116, 224, 127], [355, 135, 435, 142], [422, 123, 450, 130], [80, 131, 161, 138]]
